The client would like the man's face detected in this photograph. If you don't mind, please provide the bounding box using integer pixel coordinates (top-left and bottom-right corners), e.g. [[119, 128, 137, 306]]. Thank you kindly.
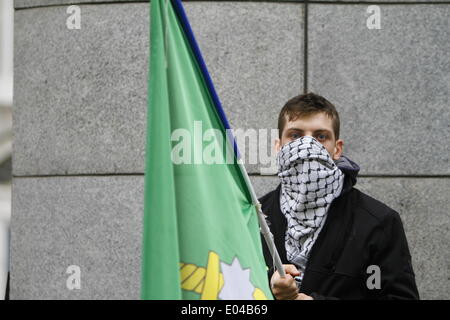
[[275, 112, 343, 160]]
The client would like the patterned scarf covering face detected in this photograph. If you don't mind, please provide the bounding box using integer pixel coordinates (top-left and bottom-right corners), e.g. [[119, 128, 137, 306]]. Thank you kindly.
[[277, 136, 345, 271]]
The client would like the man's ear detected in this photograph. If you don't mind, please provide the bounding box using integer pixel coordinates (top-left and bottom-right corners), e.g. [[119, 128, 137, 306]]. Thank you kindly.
[[274, 138, 281, 153], [332, 139, 344, 160]]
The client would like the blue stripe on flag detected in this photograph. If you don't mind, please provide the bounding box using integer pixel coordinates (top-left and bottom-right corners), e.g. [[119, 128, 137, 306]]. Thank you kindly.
[[171, 0, 241, 160]]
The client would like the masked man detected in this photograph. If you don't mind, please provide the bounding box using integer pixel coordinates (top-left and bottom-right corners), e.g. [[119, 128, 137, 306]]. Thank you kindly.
[[260, 93, 419, 300]]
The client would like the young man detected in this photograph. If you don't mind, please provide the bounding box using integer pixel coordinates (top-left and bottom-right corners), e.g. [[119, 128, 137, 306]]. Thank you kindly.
[[260, 93, 419, 300]]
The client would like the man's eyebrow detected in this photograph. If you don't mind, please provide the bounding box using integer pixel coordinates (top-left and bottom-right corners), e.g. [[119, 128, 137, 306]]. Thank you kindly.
[[286, 128, 332, 134], [313, 129, 332, 134], [286, 128, 304, 132]]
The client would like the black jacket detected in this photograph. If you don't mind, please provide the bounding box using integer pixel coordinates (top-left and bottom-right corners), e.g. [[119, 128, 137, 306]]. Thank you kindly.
[[259, 156, 419, 300]]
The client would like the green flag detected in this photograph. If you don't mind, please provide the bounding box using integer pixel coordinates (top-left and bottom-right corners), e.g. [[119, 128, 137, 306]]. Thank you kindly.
[[141, 0, 272, 300]]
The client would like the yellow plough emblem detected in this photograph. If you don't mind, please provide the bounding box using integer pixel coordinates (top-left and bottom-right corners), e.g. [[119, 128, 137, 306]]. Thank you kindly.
[[180, 251, 267, 300]]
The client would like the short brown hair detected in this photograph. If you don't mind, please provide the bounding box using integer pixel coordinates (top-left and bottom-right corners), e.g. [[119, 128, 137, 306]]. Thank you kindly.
[[278, 92, 340, 139]]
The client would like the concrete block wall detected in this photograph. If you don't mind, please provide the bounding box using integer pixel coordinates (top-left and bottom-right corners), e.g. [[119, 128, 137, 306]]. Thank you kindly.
[[11, 0, 449, 299]]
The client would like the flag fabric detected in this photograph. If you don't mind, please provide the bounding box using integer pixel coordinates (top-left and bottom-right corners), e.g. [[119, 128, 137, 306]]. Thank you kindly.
[[141, 0, 272, 300]]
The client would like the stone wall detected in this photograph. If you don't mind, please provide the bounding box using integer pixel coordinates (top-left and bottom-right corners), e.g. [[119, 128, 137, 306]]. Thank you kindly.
[[11, 0, 449, 299]]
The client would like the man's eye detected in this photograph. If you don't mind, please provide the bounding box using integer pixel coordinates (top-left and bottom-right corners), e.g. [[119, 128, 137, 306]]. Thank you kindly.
[[317, 134, 327, 140], [291, 133, 301, 139]]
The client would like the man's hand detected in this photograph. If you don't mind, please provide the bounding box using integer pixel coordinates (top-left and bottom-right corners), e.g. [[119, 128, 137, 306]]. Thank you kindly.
[[295, 293, 313, 300], [270, 264, 300, 300], [270, 264, 314, 300]]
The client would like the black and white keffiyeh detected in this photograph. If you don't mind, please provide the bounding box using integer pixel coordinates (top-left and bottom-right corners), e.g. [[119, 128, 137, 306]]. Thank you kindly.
[[277, 136, 345, 271]]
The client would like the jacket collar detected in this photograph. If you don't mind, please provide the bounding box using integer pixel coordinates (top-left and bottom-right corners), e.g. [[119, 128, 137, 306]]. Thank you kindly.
[[334, 155, 360, 196]]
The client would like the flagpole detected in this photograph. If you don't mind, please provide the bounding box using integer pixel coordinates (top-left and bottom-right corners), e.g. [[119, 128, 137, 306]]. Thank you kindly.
[[236, 159, 286, 278]]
